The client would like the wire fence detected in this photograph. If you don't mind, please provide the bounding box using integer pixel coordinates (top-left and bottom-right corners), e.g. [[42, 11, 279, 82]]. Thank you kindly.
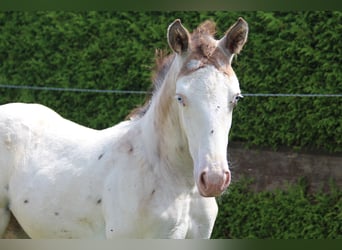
[[0, 84, 149, 95], [1, 84, 342, 98]]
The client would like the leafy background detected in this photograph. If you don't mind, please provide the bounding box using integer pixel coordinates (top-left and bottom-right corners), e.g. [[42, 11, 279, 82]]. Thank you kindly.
[[212, 177, 341, 239], [0, 11, 341, 152], [0, 11, 341, 238]]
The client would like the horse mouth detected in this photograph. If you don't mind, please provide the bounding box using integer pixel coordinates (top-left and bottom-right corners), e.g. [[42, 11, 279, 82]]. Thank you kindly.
[[197, 184, 227, 197]]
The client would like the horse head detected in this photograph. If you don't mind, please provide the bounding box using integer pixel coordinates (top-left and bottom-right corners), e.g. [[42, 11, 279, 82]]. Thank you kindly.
[[167, 18, 248, 197]]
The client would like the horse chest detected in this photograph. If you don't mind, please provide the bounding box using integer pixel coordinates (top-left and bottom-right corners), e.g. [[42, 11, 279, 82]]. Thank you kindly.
[[146, 193, 193, 236], [102, 176, 193, 238]]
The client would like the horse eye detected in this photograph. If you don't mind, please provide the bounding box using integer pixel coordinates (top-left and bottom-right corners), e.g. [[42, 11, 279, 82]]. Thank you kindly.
[[232, 94, 243, 105], [175, 94, 186, 106], [235, 94, 243, 101]]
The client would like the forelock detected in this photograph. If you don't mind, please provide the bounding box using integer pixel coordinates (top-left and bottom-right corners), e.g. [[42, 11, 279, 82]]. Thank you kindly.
[[180, 20, 233, 76], [191, 20, 217, 58]]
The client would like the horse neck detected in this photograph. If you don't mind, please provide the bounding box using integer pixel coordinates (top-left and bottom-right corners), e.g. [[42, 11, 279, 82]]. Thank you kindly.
[[140, 56, 194, 188]]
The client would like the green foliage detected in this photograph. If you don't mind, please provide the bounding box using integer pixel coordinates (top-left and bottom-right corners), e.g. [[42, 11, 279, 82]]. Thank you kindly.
[[230, 11, 342, 153], [0, 11, 341, 151], [212, 178, 342, 239]]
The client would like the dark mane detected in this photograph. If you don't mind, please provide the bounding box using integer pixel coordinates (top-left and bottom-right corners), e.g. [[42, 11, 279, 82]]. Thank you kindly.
[[127, 50, 175, 120], [152, 49, 176, 92], [127, 20, 219, 120]]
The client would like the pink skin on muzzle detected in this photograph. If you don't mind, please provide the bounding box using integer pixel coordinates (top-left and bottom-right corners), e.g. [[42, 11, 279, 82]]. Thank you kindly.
[[196, 162, 231, 197]]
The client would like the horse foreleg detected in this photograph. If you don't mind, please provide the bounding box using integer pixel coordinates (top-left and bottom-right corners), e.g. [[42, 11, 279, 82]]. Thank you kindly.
[[186, 195, 218, 239]]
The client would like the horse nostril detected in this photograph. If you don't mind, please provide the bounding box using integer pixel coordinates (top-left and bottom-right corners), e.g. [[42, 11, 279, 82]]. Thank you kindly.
[[223, 171, 231, 188], [200, 172, 207, 190]]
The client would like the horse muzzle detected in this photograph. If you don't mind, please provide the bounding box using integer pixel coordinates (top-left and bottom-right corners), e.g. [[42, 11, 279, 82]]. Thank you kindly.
[[196, 165, 231, 197]]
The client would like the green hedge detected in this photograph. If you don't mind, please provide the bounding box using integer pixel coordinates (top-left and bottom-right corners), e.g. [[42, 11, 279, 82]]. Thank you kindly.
[[231, 11, 342, 153], [212, 178, 342, 239], [0, 11, 341, 152]]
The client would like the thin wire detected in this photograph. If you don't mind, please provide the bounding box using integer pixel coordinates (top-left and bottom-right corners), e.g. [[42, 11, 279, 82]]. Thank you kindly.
[[1, 84, 342, 97], [242, 93, 342, 97], [0, 84, 148, 95]]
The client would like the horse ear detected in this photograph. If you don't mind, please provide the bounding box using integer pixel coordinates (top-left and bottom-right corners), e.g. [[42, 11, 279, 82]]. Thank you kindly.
[[167, 19, 190, 54], [219, 17, 248, 55]]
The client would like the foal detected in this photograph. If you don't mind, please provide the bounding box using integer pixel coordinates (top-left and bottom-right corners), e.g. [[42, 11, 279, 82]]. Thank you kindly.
[[0, 17, 248, 238]]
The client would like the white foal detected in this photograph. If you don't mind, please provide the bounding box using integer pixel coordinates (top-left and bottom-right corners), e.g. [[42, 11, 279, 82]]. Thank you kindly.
[[0, 17, 248, 238]]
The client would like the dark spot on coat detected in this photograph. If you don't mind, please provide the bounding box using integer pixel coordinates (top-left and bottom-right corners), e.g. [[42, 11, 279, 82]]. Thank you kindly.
[[24, 199, 29, 204], [97, 199, 102, 205], [98, 153, 104, 160], [151, 189, 156, 195], [55, 212, 59, 216], [210, 130, 214, 134], [110, 229, 114, 232], [4, 185, 9, 191], [128, 144, 134, 154]]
